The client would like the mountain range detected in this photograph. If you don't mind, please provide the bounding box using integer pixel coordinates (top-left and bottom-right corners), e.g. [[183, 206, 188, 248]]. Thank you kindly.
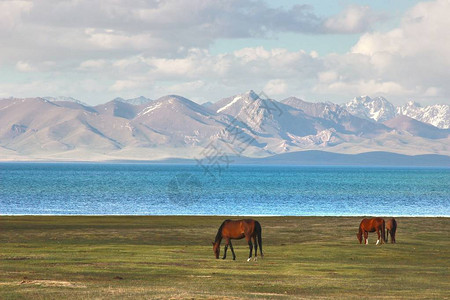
[[0, 91, 448, 164]]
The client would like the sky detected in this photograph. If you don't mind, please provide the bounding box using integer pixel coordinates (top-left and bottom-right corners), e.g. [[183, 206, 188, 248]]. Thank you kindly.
[[0, 0, 449, 106]]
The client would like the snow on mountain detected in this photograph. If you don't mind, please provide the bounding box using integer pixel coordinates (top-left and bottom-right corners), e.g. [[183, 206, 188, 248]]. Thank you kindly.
[[345, 96, 396, 122], [344, 96, 449, 129], [283, 97, 341, 118], [212, 92, 366, 156], [214, 91, 321, 137], [134, 95, 230, 147], [114, 96, 152, 106], [137, 95, 214, 119], [42, 96, 99, 114], [212, 90, 261, 115], [397, 101, 449, 129], [1, 93, 449, 161], [282, 97, 389, 137]]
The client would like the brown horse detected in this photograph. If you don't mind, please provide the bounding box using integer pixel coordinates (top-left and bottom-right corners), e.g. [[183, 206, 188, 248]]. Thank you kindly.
[[386, 218, 397, 243], [212, 219, 263, 261], [357, 217, 385, 245]]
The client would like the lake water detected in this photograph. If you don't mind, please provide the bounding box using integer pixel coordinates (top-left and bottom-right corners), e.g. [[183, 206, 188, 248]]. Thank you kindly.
[[0, 163, 449, 216]]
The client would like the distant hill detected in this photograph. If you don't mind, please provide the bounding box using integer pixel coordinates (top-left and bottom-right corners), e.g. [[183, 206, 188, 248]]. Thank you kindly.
[[384, 115, 449, 139], [232, 150, 450, 167], [0, 92, 449, 162]]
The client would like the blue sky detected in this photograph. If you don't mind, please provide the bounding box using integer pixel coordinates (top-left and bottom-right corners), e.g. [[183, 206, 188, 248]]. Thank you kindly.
[[0, 0, 448, 106]]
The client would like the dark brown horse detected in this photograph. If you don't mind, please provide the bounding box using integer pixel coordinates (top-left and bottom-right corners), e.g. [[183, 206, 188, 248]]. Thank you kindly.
[[357, 217, 385, 245], [386, 218, 397, 243], [212, 219, 263, 261]]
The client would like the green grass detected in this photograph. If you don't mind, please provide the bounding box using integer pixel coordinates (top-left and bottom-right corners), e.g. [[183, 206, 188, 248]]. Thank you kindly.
[[0, 216, 449, 299]]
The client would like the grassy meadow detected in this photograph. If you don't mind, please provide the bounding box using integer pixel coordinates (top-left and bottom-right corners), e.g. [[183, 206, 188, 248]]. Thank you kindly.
[[0, 216, 449, 299]]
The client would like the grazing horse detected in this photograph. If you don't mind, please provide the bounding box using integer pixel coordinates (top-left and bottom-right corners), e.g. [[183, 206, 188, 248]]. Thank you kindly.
[[386, 218, 397, 243], [357, 217, 385, 245], [212, 219, 263, 261]]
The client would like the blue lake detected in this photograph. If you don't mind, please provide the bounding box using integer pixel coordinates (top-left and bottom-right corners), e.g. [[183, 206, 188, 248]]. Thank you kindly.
[[0, 163, 449, 216]]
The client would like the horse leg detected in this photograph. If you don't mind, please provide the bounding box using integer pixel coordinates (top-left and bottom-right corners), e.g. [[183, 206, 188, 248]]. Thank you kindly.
[[376, 229, 381, 245], [364, 231, 368, 245], [386, 229, 390, 243], [246, 237, 253, 262], [222, 239, 229, 260], [252, 236, 258, 261], [229, 240, 236, 260]]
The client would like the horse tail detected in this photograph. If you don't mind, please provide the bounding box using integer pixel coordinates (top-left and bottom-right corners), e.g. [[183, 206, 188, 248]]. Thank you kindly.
[[255, 220, 263, 257], [392, 219, 397, 243]]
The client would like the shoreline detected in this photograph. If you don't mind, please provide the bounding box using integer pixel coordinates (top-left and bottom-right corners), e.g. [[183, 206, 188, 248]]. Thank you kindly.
[[1, 160, 449, 168], [2, 214, 449, 217]]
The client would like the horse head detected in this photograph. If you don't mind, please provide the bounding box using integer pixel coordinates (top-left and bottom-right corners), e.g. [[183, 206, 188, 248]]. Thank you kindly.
[[212, 242, 220, 259], [356, 231, 363, 244]]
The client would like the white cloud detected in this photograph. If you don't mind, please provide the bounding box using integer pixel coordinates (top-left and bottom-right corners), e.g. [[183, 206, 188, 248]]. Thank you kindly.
[[109, 78, 148, 92], [0, 1, 32, 31], [424, 87, 442, 97], [0, 0, 448, 106], [324, 5, 384, 34], [167, 80, 206, 94], [352, 0, 450, 59], [318, 71, 339, 83], [78, 59, 107, 71], [16, 61, 35, 72], [264, 79, 288, 96], [314, 80, 412, 98], [0, 0, 386, 66], [346, 0, 450, 104]]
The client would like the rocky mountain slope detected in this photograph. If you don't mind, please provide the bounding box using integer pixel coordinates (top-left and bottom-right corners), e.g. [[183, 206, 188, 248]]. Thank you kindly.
[[396, 101, 449, 129], [0, 92, 448, 161], [344, 96, 449, 129]]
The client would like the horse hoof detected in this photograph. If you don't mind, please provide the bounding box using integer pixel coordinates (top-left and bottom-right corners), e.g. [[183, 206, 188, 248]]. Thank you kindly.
[[247, 258, 251, 262], [254, 257, 258, 261]]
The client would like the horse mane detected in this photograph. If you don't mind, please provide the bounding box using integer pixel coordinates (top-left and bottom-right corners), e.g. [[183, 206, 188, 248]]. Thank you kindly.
[[214, 219, 229, 243]]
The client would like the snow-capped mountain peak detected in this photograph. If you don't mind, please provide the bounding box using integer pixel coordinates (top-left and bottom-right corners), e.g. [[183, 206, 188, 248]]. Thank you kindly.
[[1, 92, 449, 161], [345, 95, 396, 122], [137, 95, 212, 118], [213, 90, 261, 115], [397, 101, 449, 129]]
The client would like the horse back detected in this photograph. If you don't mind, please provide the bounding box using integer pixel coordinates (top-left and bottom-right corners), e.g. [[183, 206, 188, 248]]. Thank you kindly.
[[221, 219, 256, 239], [360, 217, 384, 232]]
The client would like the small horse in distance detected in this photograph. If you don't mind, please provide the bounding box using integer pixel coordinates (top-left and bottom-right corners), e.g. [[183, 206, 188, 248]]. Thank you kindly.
[[386, 218, 397, 243], [213, 219, 263, 261], [357, 217, 385, 245]]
